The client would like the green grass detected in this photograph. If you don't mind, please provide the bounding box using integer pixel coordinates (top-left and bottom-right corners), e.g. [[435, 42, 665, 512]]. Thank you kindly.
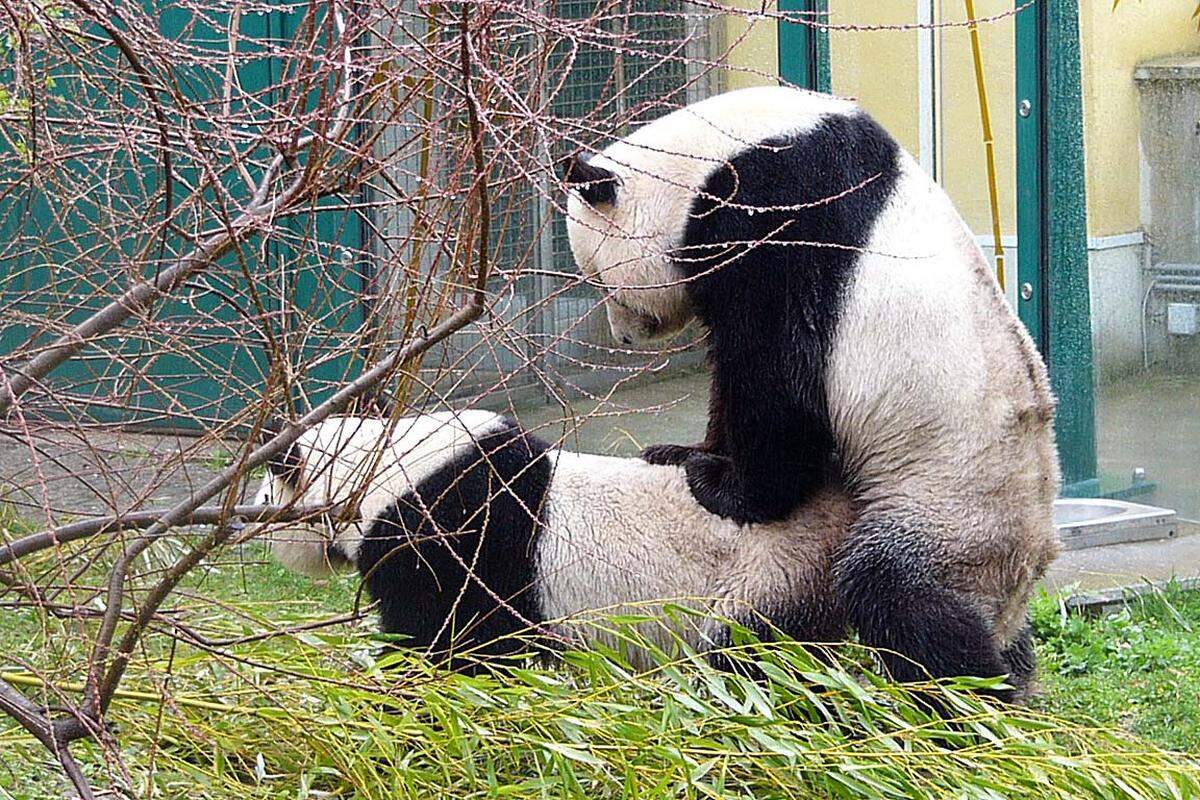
[[0, 502, 38, 540], [2, 531, 1199, 798], [1031, 583, 1200, 752]]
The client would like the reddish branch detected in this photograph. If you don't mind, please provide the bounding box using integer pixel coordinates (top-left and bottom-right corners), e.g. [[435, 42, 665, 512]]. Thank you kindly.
[[0, 503, 340, 567]]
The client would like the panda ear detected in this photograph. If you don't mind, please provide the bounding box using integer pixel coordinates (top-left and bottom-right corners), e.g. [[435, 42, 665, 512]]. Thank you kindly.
[[562, 153, 618, 206]]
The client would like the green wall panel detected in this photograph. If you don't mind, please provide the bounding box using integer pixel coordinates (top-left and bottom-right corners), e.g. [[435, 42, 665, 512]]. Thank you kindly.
[[779, 0, 830, 92], [1015, 0, 1098, 494]]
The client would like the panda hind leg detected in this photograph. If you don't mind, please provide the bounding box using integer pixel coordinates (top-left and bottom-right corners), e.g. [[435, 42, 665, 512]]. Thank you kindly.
[[999, 622, 1038, 700], [703, 602, 847, 679], [834, 513, 1013, 705]]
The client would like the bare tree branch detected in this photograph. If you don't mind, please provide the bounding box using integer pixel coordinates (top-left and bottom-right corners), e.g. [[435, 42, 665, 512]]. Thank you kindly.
[[0, 678, 95, 799], [0, 502, 341, 568]]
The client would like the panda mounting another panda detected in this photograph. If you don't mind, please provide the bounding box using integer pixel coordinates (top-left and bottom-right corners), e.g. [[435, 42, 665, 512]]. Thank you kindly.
[[257, 410, 1038, 698], [260, 86, 1059, 701], [562, 86, 1060, 693]]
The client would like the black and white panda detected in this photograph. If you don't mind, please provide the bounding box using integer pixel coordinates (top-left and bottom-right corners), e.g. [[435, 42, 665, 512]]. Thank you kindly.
[[256, 411, 1040, 698], [563, 86, 1059, 692], [255, 411, 855, 673]]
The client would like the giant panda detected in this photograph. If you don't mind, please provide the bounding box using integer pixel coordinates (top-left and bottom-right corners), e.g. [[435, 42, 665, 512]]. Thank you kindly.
[[562, 86, 1059, 693], [255, 411, 1039, 698], [255, 411, 852, 669]]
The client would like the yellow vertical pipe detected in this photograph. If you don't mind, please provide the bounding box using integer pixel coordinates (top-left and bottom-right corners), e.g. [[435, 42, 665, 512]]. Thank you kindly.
[[964, 0, 1006, 291]]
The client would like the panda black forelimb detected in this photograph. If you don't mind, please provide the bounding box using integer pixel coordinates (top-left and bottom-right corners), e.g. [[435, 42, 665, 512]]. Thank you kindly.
[[640, 442, 706, 466], [664, 115, 902, 525], [640, 367, 730, 466], [356, 420, 553, 673]]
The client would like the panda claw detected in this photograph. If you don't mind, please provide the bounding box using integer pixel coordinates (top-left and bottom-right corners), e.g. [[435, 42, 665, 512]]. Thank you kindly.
[[640, 442, 704, 466]]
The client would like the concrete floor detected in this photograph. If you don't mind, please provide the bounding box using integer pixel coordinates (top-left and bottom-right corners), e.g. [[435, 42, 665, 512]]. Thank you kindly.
[[0, 428, 227, 521], [1097, 373, 1200, 522], [509, 367, 713, 457], [1045, 521, 1200, 592]]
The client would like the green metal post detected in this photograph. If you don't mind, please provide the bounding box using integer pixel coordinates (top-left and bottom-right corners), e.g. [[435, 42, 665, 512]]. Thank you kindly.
[[1014, 2, 1044, 351], [1015, 0, 1098, 496], [778, 0, 830, 92]]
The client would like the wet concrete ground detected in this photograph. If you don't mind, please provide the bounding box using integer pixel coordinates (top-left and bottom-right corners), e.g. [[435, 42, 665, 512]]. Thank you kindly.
[[0, 427, 228, 523], [507, 365, 712, 457], [1097, 373, 1200, 522], [1045, 521, 1200, 592]]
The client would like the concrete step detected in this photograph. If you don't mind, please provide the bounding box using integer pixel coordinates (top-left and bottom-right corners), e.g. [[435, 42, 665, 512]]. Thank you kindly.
[[1043, 520, 1200, 593]]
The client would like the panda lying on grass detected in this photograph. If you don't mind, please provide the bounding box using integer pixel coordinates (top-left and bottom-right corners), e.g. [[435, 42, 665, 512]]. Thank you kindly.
[[256, 411, 1038, 699]]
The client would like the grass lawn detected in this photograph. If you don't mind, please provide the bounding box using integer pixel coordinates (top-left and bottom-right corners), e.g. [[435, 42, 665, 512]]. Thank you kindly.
[[1030, 584, 1200, 752], [1, 527, 1198, 798]]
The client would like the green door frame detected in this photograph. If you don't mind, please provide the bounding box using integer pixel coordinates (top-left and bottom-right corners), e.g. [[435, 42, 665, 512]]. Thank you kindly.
[[1015, 0, 1099, 496], [778, 0, 830, 91], [776, 0, 1100, 496]]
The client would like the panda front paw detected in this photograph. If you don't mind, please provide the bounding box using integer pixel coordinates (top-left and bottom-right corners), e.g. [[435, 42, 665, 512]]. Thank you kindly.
[[681, 453, 792, 527], [640, 442, 705, 466], [683, 452, 764, 525]]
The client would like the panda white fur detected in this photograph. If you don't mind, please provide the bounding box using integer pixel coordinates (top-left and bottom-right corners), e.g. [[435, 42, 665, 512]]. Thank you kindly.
[[256, 411, 1038, 697], [562, 86, 1059, 694]]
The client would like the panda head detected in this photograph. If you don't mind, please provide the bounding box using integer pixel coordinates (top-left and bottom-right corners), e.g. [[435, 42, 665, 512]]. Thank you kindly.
[[562, 86, 861, 346], [562, 151, 694, 345]]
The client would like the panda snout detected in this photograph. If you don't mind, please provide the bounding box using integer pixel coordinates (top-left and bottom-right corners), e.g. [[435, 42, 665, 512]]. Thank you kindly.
[[606, 295, 680, 345]]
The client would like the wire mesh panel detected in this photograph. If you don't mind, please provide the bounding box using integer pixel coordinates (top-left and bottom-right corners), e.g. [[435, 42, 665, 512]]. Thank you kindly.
[[409, 0, 711, 410]]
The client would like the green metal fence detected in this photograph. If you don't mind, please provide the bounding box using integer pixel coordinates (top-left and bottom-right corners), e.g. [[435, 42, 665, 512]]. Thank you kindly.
[[0, 3, 367, 429]]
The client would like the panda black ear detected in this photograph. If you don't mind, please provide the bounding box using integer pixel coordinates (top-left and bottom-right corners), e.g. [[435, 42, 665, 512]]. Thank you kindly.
[[562, 153, 618, 206]]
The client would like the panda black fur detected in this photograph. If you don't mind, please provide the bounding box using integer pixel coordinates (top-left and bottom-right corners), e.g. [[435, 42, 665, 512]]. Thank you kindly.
[[257, 412, 1040, 698], [256, 412, 550, 668], [563, 86, 1060, 694]]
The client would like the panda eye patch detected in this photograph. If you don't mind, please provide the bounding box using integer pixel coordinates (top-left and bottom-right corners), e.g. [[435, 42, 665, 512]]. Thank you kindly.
[[563, 153, 618, 206]]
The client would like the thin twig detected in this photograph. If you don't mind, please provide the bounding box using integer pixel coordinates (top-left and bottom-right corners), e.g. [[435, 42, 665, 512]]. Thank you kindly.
[[460, 4, 491, 305], [64, 0, 174, 225]]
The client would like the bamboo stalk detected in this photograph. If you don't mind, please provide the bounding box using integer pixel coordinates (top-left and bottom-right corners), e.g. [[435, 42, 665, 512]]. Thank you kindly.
[[964, 0, 1006, 291], [0, 672, 374, 730]]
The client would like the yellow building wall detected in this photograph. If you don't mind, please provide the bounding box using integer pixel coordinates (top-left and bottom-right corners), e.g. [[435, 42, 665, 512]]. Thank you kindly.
[[935, 3, 1016, 239], [1080, 1, 1199, 237], [827, 4, 921, 156], [721, 0, 778, 91], [826, 1, 1015, 237]]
